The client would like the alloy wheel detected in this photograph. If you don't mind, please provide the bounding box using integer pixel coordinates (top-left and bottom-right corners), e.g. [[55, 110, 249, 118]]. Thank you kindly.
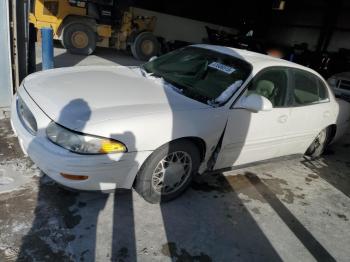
[[151, 151, 192, 195]]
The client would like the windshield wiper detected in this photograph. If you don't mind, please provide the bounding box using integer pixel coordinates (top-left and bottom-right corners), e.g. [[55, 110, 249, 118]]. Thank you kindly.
[[140, 65, 163, 79], [163, 78, 215, 106], [196, 61, 209, 80]]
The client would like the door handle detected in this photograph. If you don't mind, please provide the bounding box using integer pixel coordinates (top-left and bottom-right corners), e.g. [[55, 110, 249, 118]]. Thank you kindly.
[[278, 115, 288, 123]]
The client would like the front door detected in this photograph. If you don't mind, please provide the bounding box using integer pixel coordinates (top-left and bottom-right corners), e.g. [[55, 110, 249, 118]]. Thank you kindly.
[[214, 67, 291, 170]]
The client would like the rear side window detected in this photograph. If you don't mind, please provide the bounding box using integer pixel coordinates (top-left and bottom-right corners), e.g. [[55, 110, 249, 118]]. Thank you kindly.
[[317, 78, 329, 100], [291, 69, 329, 106]]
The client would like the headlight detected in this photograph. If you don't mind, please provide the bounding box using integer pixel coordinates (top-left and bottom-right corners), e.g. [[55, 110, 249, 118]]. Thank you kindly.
[[46, 122, 127, 154], [17, 95, 38, 135]]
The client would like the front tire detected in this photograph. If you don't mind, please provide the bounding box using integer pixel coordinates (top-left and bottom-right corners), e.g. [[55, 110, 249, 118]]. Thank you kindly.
[[131, 32, 159, 61], [62, 23, 96, 55], [305, 128, 329, 159], [134, 140, 200, 203]]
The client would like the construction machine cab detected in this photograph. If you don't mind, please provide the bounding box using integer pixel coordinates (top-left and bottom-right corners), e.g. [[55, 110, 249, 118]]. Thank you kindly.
[[29, 0, 159, 60]]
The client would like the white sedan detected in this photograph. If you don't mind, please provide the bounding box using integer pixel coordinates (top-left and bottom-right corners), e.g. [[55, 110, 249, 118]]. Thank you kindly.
[[11, 45, 350, 203]]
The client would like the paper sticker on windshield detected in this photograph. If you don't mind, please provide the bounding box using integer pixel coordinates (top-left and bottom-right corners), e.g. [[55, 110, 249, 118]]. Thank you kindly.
[[208, 62, 236, 74]]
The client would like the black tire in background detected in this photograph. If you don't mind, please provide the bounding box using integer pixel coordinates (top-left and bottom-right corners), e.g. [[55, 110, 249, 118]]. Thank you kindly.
[[62, 23, 96, 55], [131, 32, 160, 61], [134, 140, 200, 204]]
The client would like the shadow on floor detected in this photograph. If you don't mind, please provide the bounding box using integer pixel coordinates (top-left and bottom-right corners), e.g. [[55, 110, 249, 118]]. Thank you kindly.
[[301, 133, 350, 198], [245, 172, 335, 261], [13, 169, 341, 261], [16, 172, 284, 261]]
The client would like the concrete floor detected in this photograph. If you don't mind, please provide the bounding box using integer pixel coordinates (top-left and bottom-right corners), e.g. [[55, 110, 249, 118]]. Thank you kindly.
[[35, 43, 142, 70], [0, 45, 350, 261]]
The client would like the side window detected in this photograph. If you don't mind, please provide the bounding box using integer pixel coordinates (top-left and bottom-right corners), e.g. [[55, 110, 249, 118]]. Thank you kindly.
[[317, 78, 329, 101], [292, 69, 329, 106], [247, 68, 288, 107], [30, 0, 35, 13], [43, 1, 59, 16]]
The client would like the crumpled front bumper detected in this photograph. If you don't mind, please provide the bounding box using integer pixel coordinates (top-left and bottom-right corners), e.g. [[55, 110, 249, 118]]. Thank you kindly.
[[11, 88, 152, 191]]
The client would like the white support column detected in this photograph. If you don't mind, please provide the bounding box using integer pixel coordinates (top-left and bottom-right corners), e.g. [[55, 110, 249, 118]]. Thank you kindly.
[[0, 0, 13, 112]]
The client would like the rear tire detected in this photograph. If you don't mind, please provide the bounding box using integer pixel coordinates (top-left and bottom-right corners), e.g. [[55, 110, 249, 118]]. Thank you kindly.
[[131, 32, 159, 61], [134, 140, 200, 204], [62, 23, 96, 55], [305, 128, 329, 159]]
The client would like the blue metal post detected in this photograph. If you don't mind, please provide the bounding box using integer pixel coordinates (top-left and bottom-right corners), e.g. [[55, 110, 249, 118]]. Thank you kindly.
[[41, 27, 54, 70]]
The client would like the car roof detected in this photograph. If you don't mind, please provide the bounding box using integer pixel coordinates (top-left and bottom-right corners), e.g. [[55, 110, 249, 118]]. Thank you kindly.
[[193, 44, 321, 77]]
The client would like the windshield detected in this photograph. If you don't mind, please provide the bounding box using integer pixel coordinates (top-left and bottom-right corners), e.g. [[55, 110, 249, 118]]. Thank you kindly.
[[142, 47, 252, 105]]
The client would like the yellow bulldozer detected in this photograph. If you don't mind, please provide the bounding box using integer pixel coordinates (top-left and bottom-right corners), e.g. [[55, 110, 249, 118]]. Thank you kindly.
[[29, 0, 160, 60]]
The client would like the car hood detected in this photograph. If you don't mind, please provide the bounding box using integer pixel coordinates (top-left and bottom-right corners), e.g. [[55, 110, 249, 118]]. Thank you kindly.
[[23, 66, 209, 131]]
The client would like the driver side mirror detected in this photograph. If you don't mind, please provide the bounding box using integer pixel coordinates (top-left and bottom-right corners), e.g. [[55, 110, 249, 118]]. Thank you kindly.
[[149, 56, 158, 62], [235, 94, 273, 112]]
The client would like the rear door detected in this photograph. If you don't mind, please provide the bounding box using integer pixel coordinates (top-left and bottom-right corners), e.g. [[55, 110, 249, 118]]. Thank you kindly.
[[281, 68, 333, 155]]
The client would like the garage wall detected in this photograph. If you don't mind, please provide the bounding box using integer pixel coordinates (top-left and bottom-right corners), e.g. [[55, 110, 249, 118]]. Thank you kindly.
[[266, 3, 325, 51], [267, 26, 320, 50], [328, 31, 350, 52], [0, 0, 13, 109], [133, 7, 237, 43], [328, 8, 350, 52], [266, 0, 350, 52]]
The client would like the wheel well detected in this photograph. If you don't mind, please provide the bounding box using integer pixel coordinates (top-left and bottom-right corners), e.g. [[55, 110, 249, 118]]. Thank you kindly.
[[173, 137, 207, 162], [132, 137, 207, 188], [58, 15, 97, 38], [327, 124, 337, 144]]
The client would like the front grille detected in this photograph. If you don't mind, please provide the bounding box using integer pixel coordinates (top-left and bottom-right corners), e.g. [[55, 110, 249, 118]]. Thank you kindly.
[[17, 95, 38, 135]]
